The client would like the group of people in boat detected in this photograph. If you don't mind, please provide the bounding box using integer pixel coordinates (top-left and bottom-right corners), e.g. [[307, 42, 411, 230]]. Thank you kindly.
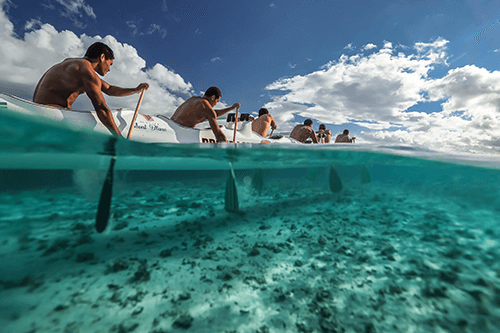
[[33, 42, 355, 144], [288, 119, 355, 144]]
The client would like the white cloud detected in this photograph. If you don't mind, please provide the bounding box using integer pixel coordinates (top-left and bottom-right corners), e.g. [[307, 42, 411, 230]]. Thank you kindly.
[[287, 62, 296, 69], [147, 24, 167, 38], [362, 43, 377, 51], [264, 37, 500, 154], [0, 2, 193, 116], [211, 57, 222, 62], [344, 43, 355, 51], [270, 3, 276, 8], [42, 0, 97, 28]]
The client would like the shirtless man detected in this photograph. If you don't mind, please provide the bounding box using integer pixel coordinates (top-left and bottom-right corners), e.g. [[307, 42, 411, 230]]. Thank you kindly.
[[252, 108, 277, 137], [317, 124, 332, 143], [335, 129, 356, 143], [289, 119, 318, 143], [33, 42, 149, 137], [171, 86, 240, 143]]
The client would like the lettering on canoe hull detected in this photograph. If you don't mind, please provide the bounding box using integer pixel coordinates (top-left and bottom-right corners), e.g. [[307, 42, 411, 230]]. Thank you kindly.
[[202, 138, 216, 143], [134, 122, 168, 132]]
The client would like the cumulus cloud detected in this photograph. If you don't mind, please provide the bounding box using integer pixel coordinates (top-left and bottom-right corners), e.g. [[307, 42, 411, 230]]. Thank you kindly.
[[264, 37, 500, 154], [0, 2, 193, 116]]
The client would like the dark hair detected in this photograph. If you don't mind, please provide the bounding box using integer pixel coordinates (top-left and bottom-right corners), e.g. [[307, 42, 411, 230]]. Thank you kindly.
[[319, 124, 326, 130], [204, 86, 222, 98], [304, 119, 313, 126], [258, 108, 269, 117], [85, 42, 114, 60], [343, 129, 349, 135]]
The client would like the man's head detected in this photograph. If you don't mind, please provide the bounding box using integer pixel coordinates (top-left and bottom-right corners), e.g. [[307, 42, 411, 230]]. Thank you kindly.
[[204, 86, 222, 107], [343, 129, 349, 135], [258, 108, 269, 117], [304, 119, 313, 127], [85, 42, 115, 76], [319, 124, 326, 130]]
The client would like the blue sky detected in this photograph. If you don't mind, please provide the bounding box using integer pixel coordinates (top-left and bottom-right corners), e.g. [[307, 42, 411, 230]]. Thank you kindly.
[[1, 0, 500, 153]]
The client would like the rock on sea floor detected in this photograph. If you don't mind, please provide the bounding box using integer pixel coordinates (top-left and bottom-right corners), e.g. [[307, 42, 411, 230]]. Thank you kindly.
[[0, 176, 499, 333]]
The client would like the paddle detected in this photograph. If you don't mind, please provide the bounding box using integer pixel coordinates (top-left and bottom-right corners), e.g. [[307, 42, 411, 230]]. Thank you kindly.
[[252, 169, 264, 195], [225, 162, 239, 212], [232, 107, 239, 143], [127, 89, 145, 139], [328, 166, 343, 193], [360, 165, 372, 184], [269, 128, 274, 138], [95, 137, 117, 233], [95, 90, 145, 233]]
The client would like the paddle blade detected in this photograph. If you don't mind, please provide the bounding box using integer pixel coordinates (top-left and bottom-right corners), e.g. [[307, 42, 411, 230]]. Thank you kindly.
[[95, 157, 116, 233], [252, 169, 264, 195], [225, 168, 239, 213], [361, 165, 372, 184], [328, 166, 343, 193]]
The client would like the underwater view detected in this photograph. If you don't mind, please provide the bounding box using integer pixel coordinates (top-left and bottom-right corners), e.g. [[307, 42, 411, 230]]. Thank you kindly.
[[1, 109, 500, 333]]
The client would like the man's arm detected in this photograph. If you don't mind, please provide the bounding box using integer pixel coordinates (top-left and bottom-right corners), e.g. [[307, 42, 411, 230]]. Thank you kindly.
[[203, 102, 228, 143], [81, 68, 123, 137], [214, 103, 241, 117], [270, 116, 277, 130], [310, 129, 319, 143], [101, 81, 149, 97]]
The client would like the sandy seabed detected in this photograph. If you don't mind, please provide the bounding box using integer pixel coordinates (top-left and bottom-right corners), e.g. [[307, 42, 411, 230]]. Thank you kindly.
[[1, 172, 500, 333]]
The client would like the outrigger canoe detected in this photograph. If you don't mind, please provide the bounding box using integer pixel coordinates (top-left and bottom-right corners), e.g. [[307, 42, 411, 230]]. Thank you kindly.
[[0, 93, 292, 144]]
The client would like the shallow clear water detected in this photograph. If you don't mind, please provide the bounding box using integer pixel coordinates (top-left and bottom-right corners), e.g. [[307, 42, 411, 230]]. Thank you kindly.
[[1, 108, 500, 333]]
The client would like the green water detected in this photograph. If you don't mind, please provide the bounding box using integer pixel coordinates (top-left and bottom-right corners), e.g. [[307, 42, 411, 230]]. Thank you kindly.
[[1, 106, 500, 332]]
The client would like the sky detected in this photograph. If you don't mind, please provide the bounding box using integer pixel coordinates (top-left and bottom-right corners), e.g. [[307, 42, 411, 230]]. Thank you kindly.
[[1, 0, 500, 154]]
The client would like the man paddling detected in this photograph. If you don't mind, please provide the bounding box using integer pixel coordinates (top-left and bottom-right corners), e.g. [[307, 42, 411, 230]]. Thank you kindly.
[[289, 119, 319, 143], [317, 124, 332, 143], [252, 108, 277, 138], [335, 129, 356, 143], [171, 86, 240, 143], [33, 42, 149, 137]]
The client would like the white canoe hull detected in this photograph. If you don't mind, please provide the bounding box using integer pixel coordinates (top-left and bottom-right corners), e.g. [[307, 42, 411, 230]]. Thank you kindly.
[[0, 93, 292, 144]]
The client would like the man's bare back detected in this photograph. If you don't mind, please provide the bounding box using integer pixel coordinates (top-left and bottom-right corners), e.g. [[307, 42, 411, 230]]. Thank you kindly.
[[33, 42, 149, 137], [290, 124, 318, 143], [170, 87, 240, 143], [33, 58, 92, 109], [171, 96, 213, 128], [252, 114, 276, 137]]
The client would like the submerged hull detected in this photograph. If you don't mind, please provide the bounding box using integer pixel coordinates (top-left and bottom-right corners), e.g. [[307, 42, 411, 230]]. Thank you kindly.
[[0, 93, 291, 144]]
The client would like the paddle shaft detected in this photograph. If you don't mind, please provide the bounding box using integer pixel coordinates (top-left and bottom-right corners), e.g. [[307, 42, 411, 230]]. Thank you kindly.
[[127, 89, 146, 139], [269, 128, 274, 138], [232, 107, 239, 143]]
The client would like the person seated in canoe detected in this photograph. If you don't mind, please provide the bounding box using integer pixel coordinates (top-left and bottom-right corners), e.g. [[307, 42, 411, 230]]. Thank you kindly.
[[33, 42, 149, 137], [171, 86, 241, 143], [252, 108, 277, 138], [317, 124, 332, 143], [335, 129, 356, 143], [289, 119, 319, 143]]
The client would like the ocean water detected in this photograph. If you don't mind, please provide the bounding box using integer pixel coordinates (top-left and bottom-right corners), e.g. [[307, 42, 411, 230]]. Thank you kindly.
[[1, 108, 500, 333]]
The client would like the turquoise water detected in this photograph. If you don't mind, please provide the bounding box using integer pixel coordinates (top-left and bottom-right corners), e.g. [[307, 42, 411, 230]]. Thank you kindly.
[[1, 108, 500, 332]]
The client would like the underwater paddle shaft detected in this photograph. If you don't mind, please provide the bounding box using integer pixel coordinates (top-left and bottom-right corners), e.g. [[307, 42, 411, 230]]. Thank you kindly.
[[95, 90, 146, 233]]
